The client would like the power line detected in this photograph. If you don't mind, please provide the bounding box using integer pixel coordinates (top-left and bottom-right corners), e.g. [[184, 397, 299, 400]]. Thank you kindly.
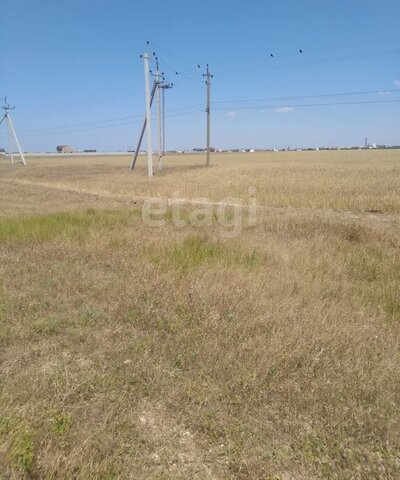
[[15, 81, 145, 117], [210, 36, 400, 70], [145, 40, 204, 84], [213, 98, 400, 112], [11, 109, 206, 139], [215, 49, 400, 76], [1, 98, 397, 141], [16, 87, 398, 137], [8, 37, 399, 123], [260, 37, 400, 62], [287, 35, 400, 57], [18, 119, 144, 137], [8, 43, 398, 137], [18, 114, 145, 134], [202, 64, 213, 166], [213, 88, 400, 105], [16, 104, 204, 136], [134, 40, 399, 83], [157, 57, 203, 84]]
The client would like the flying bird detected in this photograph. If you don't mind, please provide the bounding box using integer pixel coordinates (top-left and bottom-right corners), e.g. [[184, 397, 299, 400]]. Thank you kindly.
[[299, 49, 303, 53], [270, 53, 274, 57]]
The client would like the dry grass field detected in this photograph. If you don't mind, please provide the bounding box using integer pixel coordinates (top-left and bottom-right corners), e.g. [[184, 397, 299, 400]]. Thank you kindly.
[[2, 150, 400, 214], [0, 150, 399, 479]]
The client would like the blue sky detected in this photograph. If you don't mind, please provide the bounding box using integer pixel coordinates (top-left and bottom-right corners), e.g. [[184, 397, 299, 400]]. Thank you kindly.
[[0, 0, 399, 152]]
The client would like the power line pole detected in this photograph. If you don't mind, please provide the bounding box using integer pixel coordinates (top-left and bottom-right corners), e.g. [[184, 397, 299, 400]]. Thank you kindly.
[[160, 80, 173, 156], [203, 64, 213, 166], [155, 57, 163, 172], [130, 80, 157, 170], [143, 52, 153, 177], [130, 48, 173, 173], [162, 84, 165, 155], [6, 113, 13, 164], [0, 97, 26, 166]]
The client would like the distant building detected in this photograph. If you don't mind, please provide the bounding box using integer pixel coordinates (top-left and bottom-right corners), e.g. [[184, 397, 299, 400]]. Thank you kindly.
[[0, 148, 5, 155], [57, 145, 76, 153]]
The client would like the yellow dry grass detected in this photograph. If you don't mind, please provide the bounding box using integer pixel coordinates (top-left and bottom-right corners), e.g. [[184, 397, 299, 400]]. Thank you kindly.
[[1, 149, 400, 213], [0, 150, 399, 479]]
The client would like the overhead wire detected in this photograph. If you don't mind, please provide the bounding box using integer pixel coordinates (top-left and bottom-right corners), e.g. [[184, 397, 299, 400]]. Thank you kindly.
[[215, 49, 400, 76], [210, 35, 400, 69], [213, 88, 400, 105], [12, 97, 399, 139], [146, 40, 204, 84], [213, 99, 400, 112], [6, 37, 400, 143], [17, 102, 207, 136], [15, 86, 399, 137]]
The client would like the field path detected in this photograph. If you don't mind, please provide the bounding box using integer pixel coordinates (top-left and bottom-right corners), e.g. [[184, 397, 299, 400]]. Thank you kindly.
[[1, 177, 399, 227]]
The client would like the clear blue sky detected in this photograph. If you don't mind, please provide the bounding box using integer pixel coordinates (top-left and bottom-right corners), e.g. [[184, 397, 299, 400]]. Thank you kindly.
[[1, 0, 399, 152]]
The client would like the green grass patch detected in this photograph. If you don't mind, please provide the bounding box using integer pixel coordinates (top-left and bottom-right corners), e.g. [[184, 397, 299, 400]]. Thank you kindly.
[[0, 209, 139, 244], [31, 316, 62, 336], [347, 246, 387, 282], [49, 408, 72, 436], [146, 234, 261, 272], [0, 416, 12, 436], [11, 428, 35, 473], [383, 287, 400, 321]]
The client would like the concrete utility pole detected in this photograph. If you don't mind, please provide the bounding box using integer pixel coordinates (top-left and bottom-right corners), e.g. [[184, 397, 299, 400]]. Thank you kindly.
[[155, 58, 163, 172], [130, 80, 157, 170], [6, 115, 13, 164], [203, 65, 213, 166], [162, 85, 166, 154], [130, 49, 173, 173], [143, 53, 153, 177], [0, 97, 26, 166], [160, 80, 173, 156]]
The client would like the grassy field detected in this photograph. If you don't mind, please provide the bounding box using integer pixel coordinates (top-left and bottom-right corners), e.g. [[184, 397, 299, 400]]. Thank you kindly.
[[0, 150, 399, 479], [2, 149, 400, 214]]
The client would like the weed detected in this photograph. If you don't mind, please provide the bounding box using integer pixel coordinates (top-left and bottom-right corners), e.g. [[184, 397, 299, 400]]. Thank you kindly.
[[49, 409, 72, 436], [11, 428, 35, 473]]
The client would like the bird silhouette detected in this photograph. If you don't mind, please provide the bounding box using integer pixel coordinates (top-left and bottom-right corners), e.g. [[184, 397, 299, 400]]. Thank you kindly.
[[270, 53, 274, 57], [299, 49, 303, 53]]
